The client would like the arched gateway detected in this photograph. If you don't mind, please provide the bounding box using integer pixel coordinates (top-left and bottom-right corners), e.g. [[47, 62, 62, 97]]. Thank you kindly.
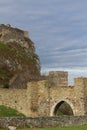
[[27, 71, 87, 117], [0, 71, 87, 117], [51, 100, 74, 116]]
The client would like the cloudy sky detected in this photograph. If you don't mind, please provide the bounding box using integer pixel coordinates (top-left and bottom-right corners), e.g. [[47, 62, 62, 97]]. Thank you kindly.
[[0, 0, 87, 85]]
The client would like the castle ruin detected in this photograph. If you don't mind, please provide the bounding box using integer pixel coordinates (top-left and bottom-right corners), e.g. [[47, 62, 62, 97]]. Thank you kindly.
[[0, 24, 87, 117], [0, 71, 87, 117], [0, 24, 29, 39]]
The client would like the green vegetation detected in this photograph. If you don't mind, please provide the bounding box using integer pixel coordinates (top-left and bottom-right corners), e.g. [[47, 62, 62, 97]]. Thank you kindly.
[[0, 42, 15, 57], [57, 111, 64, 116], [0, 41, 38, 65], [37, 125, 87, 130], [0, 41, 40, 86], [0, 42, 10, 49], [0, 125, 87, 130], [0, 67, 12, 86], [0, 105, 25, 117]]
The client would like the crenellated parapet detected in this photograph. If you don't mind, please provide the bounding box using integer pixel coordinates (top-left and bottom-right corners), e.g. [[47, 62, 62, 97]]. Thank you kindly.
[[0, 71, 87, 117], [48, 71, 68, 87]]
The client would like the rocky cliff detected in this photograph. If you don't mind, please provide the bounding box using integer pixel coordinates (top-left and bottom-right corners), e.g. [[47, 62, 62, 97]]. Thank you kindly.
[[0, 24, 41, 88]]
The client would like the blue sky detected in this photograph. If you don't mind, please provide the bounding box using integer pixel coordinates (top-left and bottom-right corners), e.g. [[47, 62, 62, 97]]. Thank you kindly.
[[0, 0, 87, 84]]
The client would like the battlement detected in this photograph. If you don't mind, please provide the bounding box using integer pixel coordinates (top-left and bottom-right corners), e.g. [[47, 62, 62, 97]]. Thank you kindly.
[[48, 71, 68, 87], [74, 77, 87, 87], [0, 70, 87, 117]]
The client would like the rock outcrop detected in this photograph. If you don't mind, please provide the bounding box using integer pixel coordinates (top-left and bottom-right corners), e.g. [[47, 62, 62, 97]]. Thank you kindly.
[[0, 24, 41, 88]]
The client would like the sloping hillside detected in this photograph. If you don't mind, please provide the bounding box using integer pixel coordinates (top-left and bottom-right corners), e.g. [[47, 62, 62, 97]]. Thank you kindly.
[[0, 24, 41, 88]]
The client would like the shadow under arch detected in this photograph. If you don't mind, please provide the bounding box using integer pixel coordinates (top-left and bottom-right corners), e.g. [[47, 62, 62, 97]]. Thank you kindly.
[[53, 100, 74, 116]]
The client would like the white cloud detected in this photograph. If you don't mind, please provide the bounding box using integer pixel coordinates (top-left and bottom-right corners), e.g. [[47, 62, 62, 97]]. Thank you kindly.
[[41, 67, 87, 85], [0, 0, 87, 84]]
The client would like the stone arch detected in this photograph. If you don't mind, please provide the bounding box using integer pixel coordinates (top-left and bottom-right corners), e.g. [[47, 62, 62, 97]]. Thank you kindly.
[[50, 99, 75, 116]]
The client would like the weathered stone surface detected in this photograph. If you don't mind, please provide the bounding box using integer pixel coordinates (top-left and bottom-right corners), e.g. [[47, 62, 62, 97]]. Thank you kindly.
[[26, 116, 87, 128], [0, 71, 87, 117], [48, 71, 68, 86], [0, 116, 87, 128], [0, 117, 27, 128], [0, 24, 41, 88], [8, 126, 16, 130]]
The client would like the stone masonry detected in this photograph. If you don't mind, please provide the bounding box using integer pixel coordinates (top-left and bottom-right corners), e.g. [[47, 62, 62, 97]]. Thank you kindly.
[[1, 116, 87, 128], [0, 71, 87, 117]]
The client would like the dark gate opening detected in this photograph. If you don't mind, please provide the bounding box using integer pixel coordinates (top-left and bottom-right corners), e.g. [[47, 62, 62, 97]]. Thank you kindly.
[[54, 101, 73, 116]]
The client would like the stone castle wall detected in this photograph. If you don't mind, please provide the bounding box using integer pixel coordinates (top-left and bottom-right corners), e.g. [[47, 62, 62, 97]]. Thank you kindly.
[[0, 116, 87, 128], [27, 80, 50, 117], [0, 88, 28, 116], [27, 71, 87, 117], [0, 71, 87, 117]]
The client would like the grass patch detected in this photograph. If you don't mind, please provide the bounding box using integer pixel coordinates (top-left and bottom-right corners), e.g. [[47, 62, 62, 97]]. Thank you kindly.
[[0, 125, 87, 130], [0, 105, 25, 117], [37, 125, 87, 130], [57, 110, 64, 116], [0, 42, 10, 49]]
